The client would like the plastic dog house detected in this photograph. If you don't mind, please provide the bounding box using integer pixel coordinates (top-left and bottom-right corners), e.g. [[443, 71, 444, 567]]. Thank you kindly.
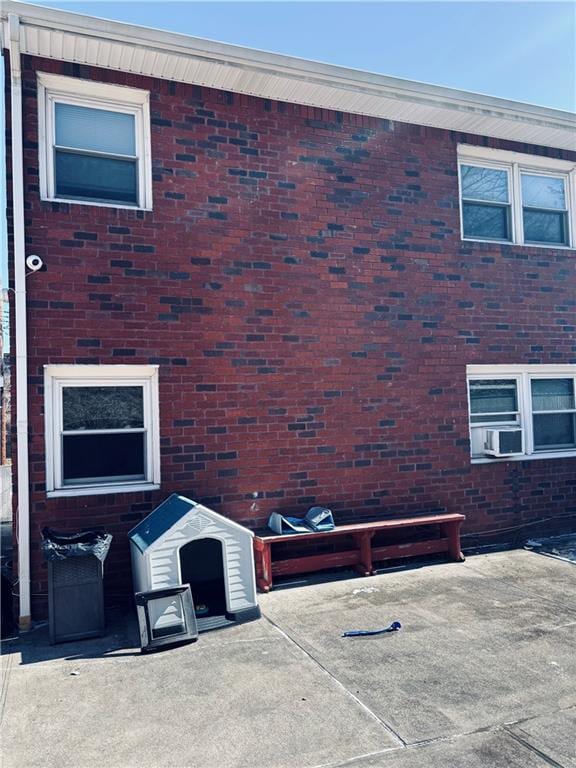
[[129, 494, 260, 631]]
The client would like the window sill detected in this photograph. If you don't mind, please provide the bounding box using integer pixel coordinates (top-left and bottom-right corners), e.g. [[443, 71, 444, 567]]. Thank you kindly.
[[471, 451, 576, 465], [41, 195, 152, 212], [47, 483, 160, 499], [462, 237, 574, 251]]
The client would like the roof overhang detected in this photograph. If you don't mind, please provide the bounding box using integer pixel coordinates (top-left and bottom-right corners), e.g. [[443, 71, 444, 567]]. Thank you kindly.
[[2, 1, 575, 151]]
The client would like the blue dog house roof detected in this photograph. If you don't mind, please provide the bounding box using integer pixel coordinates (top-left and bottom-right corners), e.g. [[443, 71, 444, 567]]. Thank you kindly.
[[128, 493, 197, 553], [128, 493, 254, 554]]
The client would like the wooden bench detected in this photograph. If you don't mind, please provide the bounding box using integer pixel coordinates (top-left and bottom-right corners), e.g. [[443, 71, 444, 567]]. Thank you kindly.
[[253, 513, 465, 592]]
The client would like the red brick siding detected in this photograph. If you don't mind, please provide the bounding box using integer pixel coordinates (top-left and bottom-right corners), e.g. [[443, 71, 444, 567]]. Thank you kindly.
[[8, 55, 576, 616]]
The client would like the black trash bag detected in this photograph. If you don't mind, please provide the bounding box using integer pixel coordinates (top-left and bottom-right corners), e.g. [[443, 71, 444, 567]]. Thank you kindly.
[[41, 527, 113, 563]]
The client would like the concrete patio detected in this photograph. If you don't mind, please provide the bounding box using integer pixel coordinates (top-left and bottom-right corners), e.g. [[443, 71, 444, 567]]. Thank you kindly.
[[1, 549, 575, 767]]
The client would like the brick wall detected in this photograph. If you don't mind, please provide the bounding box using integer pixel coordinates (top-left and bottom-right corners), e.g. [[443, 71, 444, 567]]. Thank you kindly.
[[9, 55, 576, 616]]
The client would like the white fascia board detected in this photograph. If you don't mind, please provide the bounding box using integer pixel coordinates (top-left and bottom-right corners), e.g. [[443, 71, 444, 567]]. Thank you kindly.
[[2, 1, 575, 150]]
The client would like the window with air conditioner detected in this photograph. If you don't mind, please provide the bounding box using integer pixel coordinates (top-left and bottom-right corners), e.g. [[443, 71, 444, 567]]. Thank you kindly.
[[467, 365, 576, 462]]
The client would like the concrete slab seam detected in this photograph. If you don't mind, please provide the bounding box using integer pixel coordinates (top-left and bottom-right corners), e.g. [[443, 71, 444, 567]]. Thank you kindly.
[[504, 726, 569, 768], [308, 744, 405, 768], [261, 612, 407, 749], [312, 722, 573, 768]]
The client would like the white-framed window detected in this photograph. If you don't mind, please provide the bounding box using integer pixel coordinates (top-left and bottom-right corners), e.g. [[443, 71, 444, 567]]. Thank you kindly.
[[460, 163, 512, 242], [44, 365, 160, 497], [37, 73, 152, 210], [458, 146, 576, 249], [467, 364, 576, 462]]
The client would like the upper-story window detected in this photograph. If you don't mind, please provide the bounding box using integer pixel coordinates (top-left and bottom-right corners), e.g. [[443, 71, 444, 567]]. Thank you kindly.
[[458, 145, 575, 249], [520, 173, 568, 246], [460, 164, 512, 242], [37, 73, 152, 210]]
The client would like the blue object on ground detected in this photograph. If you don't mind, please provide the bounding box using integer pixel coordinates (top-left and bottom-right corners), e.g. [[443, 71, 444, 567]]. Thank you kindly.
[[342, 621, 401, 637]]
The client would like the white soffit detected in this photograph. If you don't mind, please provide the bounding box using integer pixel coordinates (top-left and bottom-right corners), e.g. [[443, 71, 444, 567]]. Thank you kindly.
[[2, 1, 575, 151]]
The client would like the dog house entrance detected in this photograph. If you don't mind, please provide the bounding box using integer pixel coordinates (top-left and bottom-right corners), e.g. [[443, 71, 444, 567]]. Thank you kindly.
[[179, 538, 228, 622]]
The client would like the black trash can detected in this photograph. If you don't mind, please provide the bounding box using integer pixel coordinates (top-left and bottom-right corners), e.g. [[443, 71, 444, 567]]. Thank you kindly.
[[41, 528, 112, 644]]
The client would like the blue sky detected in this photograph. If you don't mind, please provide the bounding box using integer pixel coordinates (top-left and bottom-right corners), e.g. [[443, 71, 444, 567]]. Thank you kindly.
[[25, 1, 576, 111], [1, 1, 575, 348]]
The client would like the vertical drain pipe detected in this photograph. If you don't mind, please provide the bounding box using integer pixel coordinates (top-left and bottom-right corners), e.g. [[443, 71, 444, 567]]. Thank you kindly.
[[7, 13, 31, 630]]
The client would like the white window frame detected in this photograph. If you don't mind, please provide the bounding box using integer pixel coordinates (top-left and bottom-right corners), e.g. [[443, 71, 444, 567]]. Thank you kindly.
[[458, 145, 576, 249], [44, 365, 160, 498], [37, 72, 152, 210], [468, 376, 522, 427], [459, 162, 513, 243], [467, 364, 576, 463], [519, 169, 570, 247]]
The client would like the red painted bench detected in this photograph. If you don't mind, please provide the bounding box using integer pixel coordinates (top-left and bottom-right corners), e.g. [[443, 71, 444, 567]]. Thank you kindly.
[[253, 513, 465, 592]]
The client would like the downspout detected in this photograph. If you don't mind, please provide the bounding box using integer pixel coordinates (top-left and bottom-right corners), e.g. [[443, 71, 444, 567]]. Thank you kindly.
[[7, 13, 31, 630]]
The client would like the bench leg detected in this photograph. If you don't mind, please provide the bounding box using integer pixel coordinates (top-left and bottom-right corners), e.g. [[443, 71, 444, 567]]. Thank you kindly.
[[353, 533, 374, 576], [256, 542, 273, 592], [447, 521, 465, 562]]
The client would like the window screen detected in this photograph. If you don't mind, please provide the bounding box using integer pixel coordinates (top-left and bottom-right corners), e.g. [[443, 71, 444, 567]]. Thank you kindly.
[[461, 165, 511, 241], [55, 104, 136, 155], [521, 174, 568, 246], [63, 387, 144, 430], [54, 102, 138, 204], [61, 385, 146, 485], [531, 379, 576, 450], [469, 379, 518, 424]]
